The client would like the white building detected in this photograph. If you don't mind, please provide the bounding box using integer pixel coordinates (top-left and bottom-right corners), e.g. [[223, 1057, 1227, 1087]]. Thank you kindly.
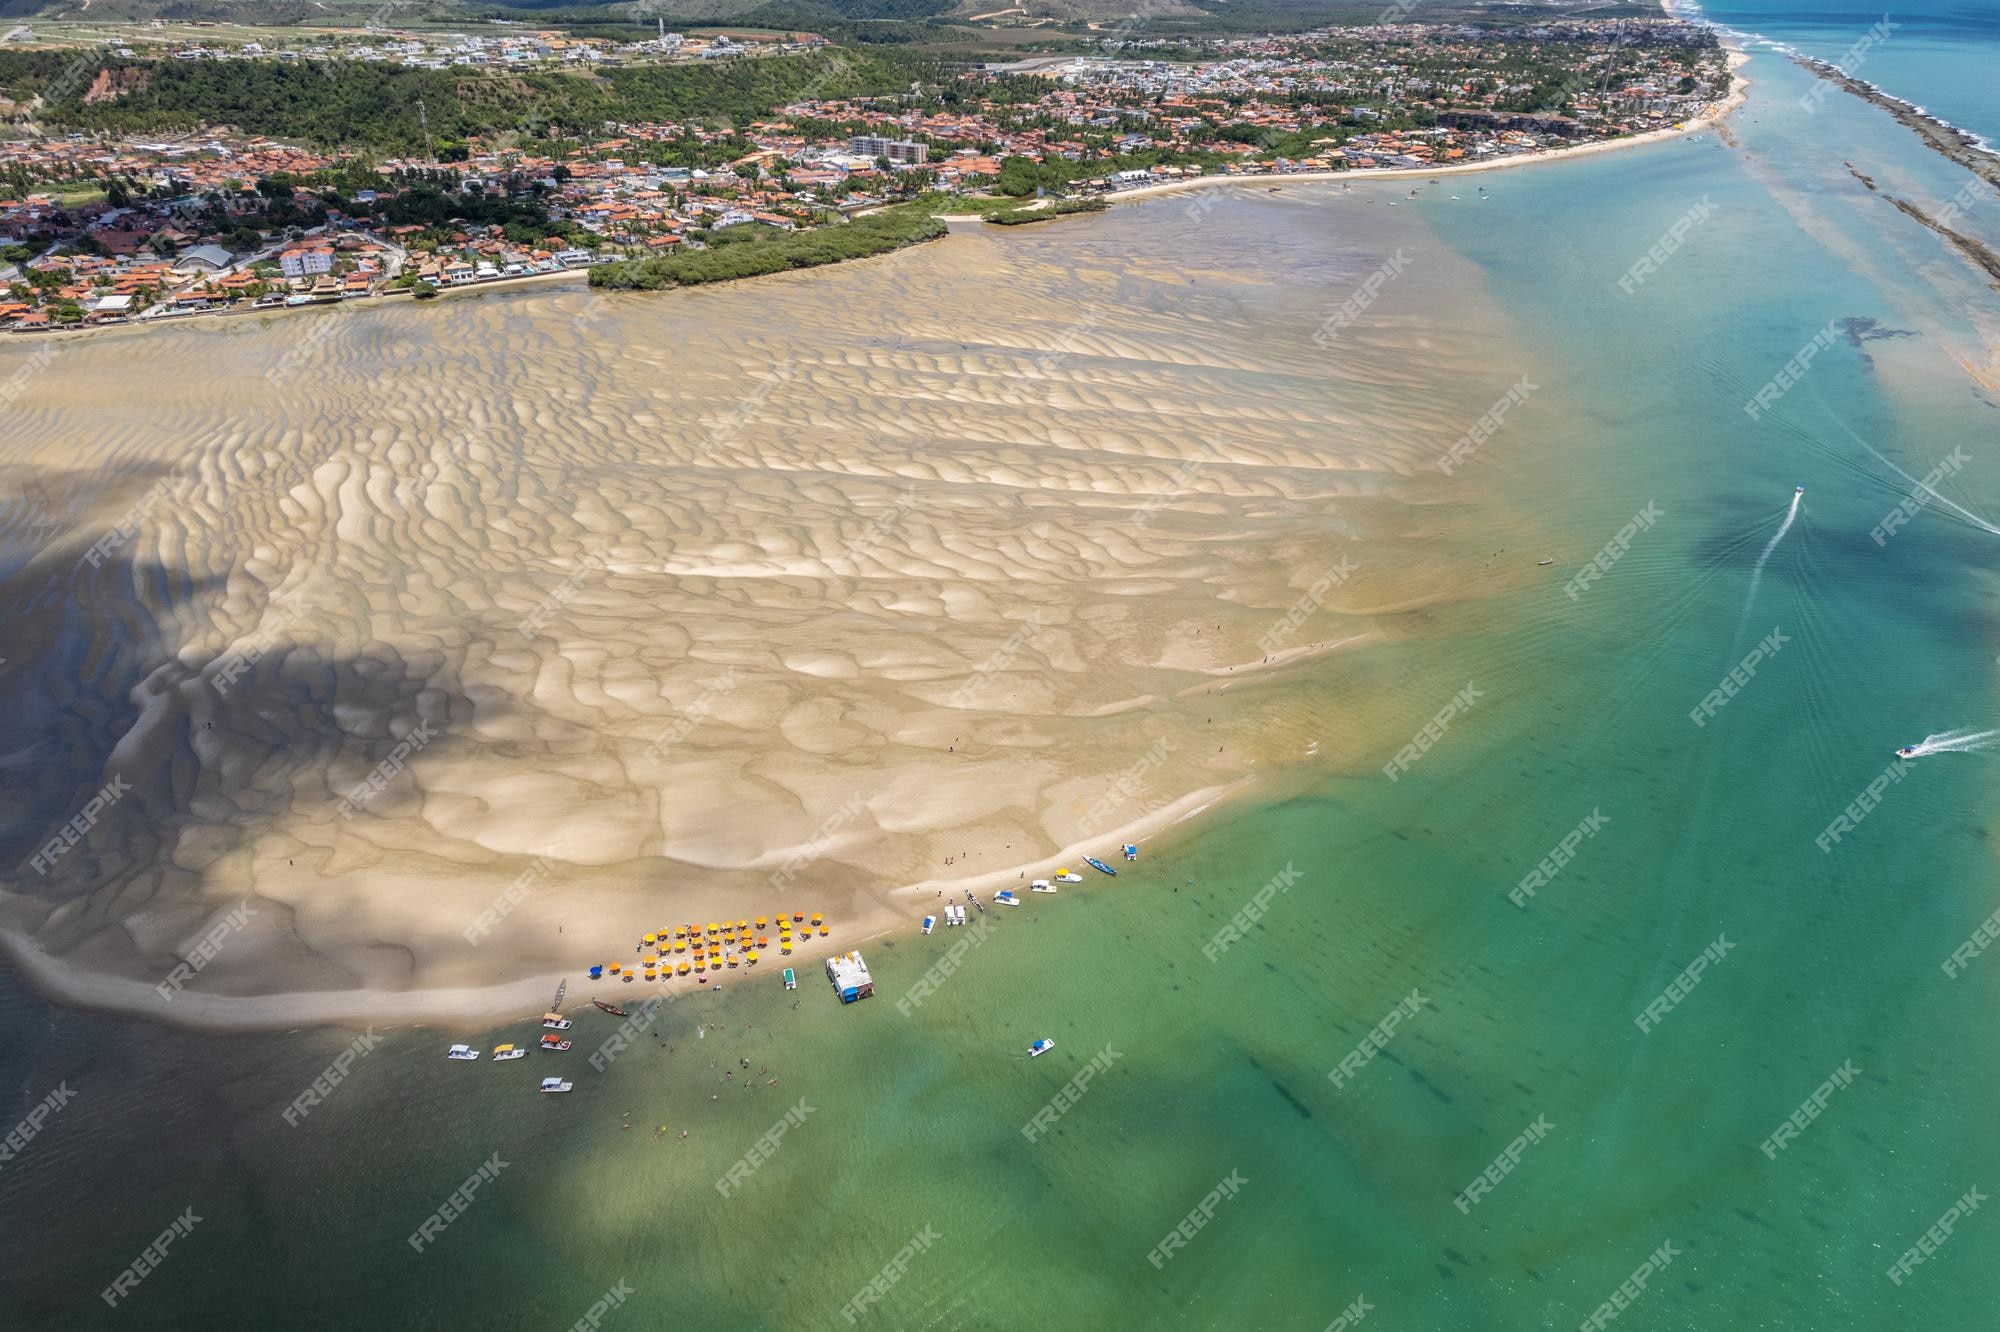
[[825, 951, 874, 1003]]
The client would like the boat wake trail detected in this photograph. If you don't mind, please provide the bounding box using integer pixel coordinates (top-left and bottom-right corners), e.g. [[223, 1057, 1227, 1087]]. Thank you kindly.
[[1899, 728, 2000, 758], [1736, 491, 1801, 637], [1829, 418, 2000, 537]]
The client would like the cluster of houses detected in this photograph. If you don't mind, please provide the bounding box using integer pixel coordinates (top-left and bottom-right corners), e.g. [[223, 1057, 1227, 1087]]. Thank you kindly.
[[0, 17, 1727, 332], [60, 22, 821, 72]]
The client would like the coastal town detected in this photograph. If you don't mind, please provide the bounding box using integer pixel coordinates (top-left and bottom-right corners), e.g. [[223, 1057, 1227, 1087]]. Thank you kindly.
[[0, 18, 1729, 329]]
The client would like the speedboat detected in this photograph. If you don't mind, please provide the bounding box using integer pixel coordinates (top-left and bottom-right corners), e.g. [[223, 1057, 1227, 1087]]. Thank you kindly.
[[994, 890, 1020, 907], [446, 1044, 480, 1061], [922, 915, 936, 935], [492, 1044, 525, 1061], [539, 1077, 573, 1093], [1029, 1038, 1055, 1057], [1795, 485, 1806, 494], [1084, 857, 1117, 877], [1055, 870, 1083, 884], [1896, 744, 1918, 758]]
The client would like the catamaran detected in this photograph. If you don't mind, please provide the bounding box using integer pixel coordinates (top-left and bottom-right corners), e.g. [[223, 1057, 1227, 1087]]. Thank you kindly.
[[492, 1044, 525, 1061], [446, 1044, 480, 1061], [539, 1077, 573, 1094], [542, 1012, 572, 1029]]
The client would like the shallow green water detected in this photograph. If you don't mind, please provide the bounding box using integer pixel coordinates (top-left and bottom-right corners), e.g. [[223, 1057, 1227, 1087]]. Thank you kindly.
[[6, 52, 2000, 1331]]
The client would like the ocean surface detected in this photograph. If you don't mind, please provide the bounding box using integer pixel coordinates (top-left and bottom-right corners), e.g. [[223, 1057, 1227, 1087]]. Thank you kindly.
[[1695, 0, 2000, 144], [5, 31, 2000, 1332]]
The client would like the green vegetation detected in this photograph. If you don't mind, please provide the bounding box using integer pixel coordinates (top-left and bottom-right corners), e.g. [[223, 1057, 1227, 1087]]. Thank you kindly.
[[983, 197, 1107, 225], [589, 205, 946, 290], [0, 49, 922, 152]]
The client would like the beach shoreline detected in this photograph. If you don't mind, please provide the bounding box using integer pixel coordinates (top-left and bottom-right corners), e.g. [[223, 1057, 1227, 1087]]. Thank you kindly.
[[0, 35, 1748, 1039], [1100, 49, 1749, 208], [0, 777, 1250, 1035]]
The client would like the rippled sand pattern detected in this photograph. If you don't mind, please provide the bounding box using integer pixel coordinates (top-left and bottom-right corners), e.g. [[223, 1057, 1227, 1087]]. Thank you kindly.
[[0, 191, 1535, 1024]]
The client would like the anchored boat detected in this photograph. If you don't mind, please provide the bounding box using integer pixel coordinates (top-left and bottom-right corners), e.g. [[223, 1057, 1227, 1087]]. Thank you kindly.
[[592, 1000, 627, 1018], [994, 890, 1020, 907], [446, 1044, 480, 1061], [492, 1044, 525, 1062], [1030, 880, 1057, 894], [1029, 1038, 1055, 1058], [922, 914, 936, 935], [539, 1077, 573, 1094], [542, 1012, 572, 1029], [1084, 857, 1117, 877]]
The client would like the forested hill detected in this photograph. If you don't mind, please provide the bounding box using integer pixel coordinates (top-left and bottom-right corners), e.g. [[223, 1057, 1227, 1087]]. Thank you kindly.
[[0, 48, 919, 152]]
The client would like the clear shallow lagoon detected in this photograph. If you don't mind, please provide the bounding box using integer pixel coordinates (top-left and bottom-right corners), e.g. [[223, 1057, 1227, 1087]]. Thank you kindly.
[[5, 43, 2000, 1332]]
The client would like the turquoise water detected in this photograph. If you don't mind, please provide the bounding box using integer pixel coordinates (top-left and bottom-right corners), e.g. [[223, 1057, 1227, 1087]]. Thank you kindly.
[[6, 42, 2000, 1332], [1697, 0, 2000, 143]]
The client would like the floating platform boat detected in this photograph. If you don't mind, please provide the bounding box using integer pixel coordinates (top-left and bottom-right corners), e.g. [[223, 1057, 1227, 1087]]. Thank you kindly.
[[492, 1044, 524, 1061], [593, 1000, 627, 1018], [446, 1044, 480, 1061], [922, 914, 936, 935], [539, 1077, 573, 1094], [1029, 1038, 1055, 1058], [825, 951, 875, 1004], [1084, 857, 1117, 877]]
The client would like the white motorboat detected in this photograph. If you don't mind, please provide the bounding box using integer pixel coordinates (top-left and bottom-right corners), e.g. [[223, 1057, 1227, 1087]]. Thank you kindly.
[[1055, 871, 1083, 884], [994, 890, 1021, 907], [1029, 1038, 1055, 1057], [446, 1044, 480, 1061], [1031, 880, 1056, 893], [922, 914, 936, 935]]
